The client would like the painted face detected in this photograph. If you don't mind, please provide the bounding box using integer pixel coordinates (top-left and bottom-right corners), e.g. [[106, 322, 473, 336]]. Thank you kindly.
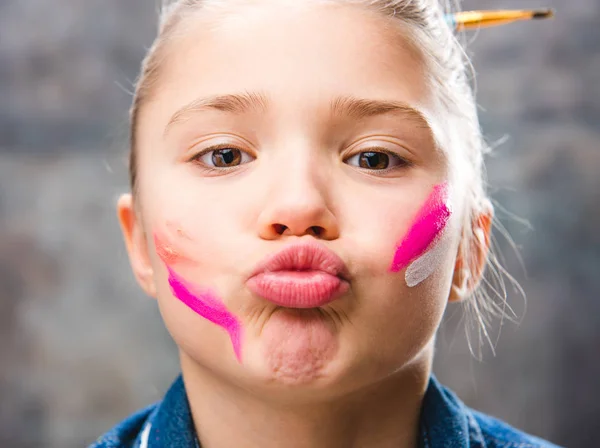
[[133, 3, 465, 393]]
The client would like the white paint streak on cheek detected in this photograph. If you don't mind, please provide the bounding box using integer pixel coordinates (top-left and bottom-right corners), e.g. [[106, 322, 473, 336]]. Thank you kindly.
[[404, 233, 451, 287]]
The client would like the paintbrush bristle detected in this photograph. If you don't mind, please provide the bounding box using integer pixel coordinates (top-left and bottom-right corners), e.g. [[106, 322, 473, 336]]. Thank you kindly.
[[532, 8, 555, 20]]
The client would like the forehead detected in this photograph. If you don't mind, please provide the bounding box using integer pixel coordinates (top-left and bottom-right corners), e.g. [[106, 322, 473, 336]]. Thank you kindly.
[[143, 1, 445, 148]]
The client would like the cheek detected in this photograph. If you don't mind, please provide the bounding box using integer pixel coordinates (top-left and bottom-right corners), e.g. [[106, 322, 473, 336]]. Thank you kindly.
[[154, 231, 188, 265], [341, 193, 417, 277], [389, 182, 453, 286], [154, 271, 243, 367], [165, 266, 243, 362], [403, 234, 450, 287], [347, 257, 451, 374], [152, 224, 245, 363], [146, 184, 239, 270]]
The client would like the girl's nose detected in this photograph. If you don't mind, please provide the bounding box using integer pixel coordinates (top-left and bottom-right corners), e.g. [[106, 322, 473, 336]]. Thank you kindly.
[[256, 165, 340, 241]]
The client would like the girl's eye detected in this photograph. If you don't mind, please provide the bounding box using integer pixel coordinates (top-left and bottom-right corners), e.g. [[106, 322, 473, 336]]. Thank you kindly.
[[345, 150, 410, 170], [193, 146, 254, 168]]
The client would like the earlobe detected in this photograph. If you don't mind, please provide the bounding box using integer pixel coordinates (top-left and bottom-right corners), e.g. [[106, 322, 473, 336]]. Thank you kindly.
[[449, 203, 494, 303], [449, 267, 471, 302], [117, 194, 157, 297]]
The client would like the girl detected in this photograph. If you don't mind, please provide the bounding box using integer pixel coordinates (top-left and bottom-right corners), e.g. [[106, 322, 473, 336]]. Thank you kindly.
[[92, 0, 561, 446]]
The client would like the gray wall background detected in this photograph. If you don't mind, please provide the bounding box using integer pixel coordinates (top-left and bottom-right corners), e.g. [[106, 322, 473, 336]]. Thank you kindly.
[[0, 0, 598, 447]]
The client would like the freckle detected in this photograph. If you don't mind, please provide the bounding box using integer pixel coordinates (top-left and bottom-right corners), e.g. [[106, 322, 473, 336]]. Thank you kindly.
[[177, 228, 192, 240], [166, 220, 192, 240]]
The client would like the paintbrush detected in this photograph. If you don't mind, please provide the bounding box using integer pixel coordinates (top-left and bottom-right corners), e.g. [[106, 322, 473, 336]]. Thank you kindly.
[[448, 8, 555, 31]]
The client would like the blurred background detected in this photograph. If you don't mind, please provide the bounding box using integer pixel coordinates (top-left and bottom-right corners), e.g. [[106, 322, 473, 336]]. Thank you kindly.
[[0, 0, 598, 446]]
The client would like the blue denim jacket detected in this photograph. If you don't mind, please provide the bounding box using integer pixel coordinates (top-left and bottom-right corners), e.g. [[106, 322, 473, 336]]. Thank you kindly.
[[89, 374, 562, 448]]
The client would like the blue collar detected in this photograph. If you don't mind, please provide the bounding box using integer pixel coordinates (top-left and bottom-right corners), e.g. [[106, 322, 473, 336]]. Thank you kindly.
[[139, 374, 482, 448], [140, 375, 198, 448], [419, 375, 485, 448]]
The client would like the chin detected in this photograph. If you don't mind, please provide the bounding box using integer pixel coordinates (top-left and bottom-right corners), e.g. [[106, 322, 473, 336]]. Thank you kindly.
[[236, 334, 369, 403]]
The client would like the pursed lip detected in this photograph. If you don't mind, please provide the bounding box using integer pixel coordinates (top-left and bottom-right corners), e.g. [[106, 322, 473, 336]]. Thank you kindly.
[[246, 241, 350, 308]]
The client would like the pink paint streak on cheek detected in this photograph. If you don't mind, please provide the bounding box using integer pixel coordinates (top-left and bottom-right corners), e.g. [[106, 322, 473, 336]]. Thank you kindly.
[[152, 230, 243, 362], [167, 266, 243, 362], [389, 182, 452, 273]]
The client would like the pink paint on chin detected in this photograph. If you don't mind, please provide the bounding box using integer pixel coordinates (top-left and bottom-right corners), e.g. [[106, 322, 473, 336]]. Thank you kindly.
[[390, 182, 452, 273], [167, 266, 243, 363]]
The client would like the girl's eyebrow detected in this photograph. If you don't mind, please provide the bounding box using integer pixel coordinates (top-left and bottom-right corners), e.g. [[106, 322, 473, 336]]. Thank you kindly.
[[330, 95, 434, 132], [163, 91, 435, 138], [164, 91, 269, 136]]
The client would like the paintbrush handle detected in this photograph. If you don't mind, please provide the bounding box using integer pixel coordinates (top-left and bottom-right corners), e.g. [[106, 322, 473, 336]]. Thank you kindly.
[[449, 9, 555, 31]]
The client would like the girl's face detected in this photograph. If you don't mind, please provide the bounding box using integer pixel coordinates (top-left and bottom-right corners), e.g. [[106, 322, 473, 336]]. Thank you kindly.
[[121, 2, 471, 396]]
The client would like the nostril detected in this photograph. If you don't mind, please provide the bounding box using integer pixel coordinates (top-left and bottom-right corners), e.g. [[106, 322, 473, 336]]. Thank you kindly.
[[270, 224, 326, 237], [273, 224, 288, 235], [309, 226, 323, 237]]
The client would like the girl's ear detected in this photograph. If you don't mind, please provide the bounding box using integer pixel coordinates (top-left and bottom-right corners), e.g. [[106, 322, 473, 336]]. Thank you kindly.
[[449, 201, 494, 303], [117, 194, 157, 298]]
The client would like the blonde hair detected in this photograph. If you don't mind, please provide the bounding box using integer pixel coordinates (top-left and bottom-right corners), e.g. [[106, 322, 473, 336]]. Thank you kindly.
[[129, 0, 518, 357]]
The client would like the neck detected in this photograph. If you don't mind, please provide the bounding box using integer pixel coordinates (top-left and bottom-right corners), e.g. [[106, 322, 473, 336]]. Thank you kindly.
[[180, 351, 433, 448]]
